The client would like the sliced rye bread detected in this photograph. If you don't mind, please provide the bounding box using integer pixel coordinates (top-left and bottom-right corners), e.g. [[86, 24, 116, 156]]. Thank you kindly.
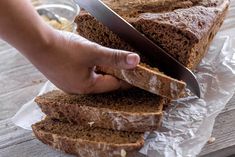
[[75, 0, 229, 98], [35, 88, 167, 132], [32, 118, 144, 157], [96, 64, 186, 99]]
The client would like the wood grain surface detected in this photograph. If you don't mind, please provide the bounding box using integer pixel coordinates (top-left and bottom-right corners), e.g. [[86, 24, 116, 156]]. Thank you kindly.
[[0, 40, 234, 157]]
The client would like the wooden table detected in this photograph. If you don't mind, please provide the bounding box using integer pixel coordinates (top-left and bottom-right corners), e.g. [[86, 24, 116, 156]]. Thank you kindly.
[[0, 40, 234, 157]]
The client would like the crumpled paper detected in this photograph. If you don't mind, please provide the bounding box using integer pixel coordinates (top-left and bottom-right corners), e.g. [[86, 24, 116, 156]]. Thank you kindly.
[[12, 2, 235, 157]]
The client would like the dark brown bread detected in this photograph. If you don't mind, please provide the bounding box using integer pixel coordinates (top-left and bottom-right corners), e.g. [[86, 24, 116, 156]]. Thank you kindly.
[[76, 10, 187, 99], [32, 1, 230, 156], [76, 0, 229, 69], [35, 88, 167, 132], [75, 0, 229, 98], [32, 118, 144, 157], [101, 0, 197, 18], [131, 1, 229, 69], [96, 65, 186, 99]]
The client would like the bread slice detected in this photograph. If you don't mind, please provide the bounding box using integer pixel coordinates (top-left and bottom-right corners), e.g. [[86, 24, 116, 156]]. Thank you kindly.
[[32, 118, 144, 157], [96, 64, 186, 99], [75, 0, 229, 98], [35, 88, 167, 132]]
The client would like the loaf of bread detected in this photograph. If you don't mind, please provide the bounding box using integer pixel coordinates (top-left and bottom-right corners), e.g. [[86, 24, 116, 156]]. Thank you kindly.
[[35, 88, 167, 132], [76, 0, 229, 69], [32, 117, 144, 157], [75, 0, 229, 98]]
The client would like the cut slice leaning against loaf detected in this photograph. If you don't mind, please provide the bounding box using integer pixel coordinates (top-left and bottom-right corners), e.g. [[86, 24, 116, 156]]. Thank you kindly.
[[75, 0, 230, 99], [35, 88, 167, 132], [32, 118, 144, 157]]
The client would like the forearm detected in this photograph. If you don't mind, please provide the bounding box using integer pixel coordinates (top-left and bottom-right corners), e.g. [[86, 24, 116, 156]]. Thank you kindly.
[[0, 0, 55, 59], [0, 0, 140, 94]]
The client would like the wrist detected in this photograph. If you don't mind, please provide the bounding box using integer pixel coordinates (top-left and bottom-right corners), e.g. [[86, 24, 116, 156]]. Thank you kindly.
[[30, 23, 56, 54], [20, 21, 61, 73], [23, 21, 58, 61]]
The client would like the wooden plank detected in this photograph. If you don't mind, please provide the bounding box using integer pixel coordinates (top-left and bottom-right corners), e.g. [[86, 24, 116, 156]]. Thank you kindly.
[[0, 62, 46, 95], [200, 95, 235, 157], [201, 146, 235, 157], [0, 41, 47, 120], [0, 83, 45, 120], [0, 119, 144, 157], [0, 119, 74, 157], [0, 49, 29, 72], [0, 41, 12, 53], [1, 40, 235, 157], [1, 104, 235, 157], [0, 139, 74, 157], [0, 41, 46, 96], [221, 94, 235, 113]]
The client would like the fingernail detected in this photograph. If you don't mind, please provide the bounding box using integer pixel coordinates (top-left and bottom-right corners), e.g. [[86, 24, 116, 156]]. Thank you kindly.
[[126, 54, 140, 65]]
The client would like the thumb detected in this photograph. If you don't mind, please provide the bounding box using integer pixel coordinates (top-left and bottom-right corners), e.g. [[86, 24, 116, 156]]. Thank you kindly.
[[94, 45, 140, 69]]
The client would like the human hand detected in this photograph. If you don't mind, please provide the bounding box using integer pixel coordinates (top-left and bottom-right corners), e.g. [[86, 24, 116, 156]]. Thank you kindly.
[[32, 30, 140, 94], [0, 0, 139, 94]]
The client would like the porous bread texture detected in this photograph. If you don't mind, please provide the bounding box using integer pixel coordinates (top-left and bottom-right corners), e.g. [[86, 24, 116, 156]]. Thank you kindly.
[[101, 0, 223, 18], [78, 12, 187, 99], [32, 118, 144, 157], [131, 1, 229, 69], [35, 89, 167, 132], [75, 0, 229, 99], [102, 0, 196, 17], [76, 0, 229, 69], [96, 65, 186, 99]]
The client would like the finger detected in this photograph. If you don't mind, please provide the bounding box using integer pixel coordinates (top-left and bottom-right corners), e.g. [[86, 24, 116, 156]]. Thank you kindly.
[[87, 73, 132, 94], [92, 44, 140, 69]]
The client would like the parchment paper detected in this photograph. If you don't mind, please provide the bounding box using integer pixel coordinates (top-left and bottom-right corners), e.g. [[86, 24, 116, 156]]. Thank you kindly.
[[12, 2, 235, 157]]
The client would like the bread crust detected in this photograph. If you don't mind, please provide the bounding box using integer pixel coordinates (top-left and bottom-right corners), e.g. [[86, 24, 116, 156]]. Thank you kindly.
[[35, 90, 166, 132], [188, 0, 230, 69], [96, 65, 186, 99], [76, 1, 230, 67], [32, 119, 145, 157], [75, 0, 229, 97]]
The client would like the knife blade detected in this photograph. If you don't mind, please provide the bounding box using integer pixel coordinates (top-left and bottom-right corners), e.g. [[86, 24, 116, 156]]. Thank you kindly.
[[74, 0, 201, 98]]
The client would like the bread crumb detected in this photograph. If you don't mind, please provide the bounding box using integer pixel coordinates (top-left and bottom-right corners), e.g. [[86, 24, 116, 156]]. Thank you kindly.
[[121, 149, 126, 157], [208, 137, 216, 144], [32, 79, 44, 84], [88, 122, 95, 127]]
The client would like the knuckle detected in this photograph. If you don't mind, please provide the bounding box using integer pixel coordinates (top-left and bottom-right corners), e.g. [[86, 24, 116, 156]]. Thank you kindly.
[[90, 43, 102, 62], [112, 50, 122, 67]]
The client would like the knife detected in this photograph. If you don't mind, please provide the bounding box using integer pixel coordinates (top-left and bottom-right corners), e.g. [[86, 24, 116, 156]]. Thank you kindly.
[[74, 0, 201, 98]]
